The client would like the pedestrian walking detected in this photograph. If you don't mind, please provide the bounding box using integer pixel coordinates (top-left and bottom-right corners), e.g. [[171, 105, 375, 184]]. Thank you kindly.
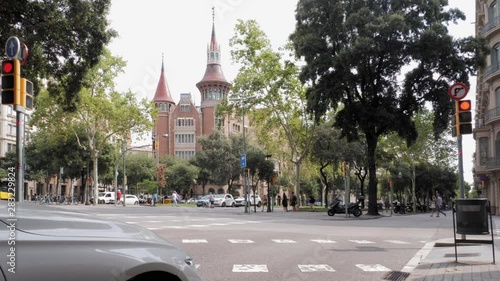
[[436, 192, 446, 217], [309, 195, 316, 211], [291, 192, 298, 211], [153, 192, 158, 207], [282, 193, 288, 212], [261, 195, 267, 212], [172, 191, 179, 207], [277, 194, 281, 206], [429, 196, 437, 217]]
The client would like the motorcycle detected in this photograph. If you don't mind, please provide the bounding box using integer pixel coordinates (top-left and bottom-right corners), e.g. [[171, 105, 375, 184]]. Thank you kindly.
[[327, 200, 362, 217], [392, 200, 409, 214]]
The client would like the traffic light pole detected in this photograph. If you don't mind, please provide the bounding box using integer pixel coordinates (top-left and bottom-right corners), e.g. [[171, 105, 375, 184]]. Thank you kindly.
[[15, 106, 26, 202], [457, 134, 465, 199]]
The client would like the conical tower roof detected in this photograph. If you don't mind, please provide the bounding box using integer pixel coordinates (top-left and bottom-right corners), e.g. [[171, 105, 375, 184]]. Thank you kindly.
[[196, 11, 230, 87], [153, 55, 175, 103]]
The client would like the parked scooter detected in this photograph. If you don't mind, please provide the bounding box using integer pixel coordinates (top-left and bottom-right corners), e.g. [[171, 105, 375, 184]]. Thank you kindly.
[[327, 200, 362, 217], [392, 200, 408, 214]]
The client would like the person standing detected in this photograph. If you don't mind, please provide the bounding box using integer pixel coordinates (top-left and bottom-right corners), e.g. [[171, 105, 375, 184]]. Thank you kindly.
[[261, 195, 267, 212], [436, 192, 446, 217], [282, 193, 288, 212], [117, 190, 122, 205], [172, 191, 178, 207], [277, 194, 281, 206]]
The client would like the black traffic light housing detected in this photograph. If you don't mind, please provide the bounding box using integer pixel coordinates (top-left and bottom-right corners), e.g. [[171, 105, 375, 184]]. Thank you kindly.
[[1, 59, 20, 105], [452, 100, 472, 137]]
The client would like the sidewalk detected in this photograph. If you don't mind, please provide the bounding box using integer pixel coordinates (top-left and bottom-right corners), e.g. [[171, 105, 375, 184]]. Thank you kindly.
[[408, 218, 500, 281]]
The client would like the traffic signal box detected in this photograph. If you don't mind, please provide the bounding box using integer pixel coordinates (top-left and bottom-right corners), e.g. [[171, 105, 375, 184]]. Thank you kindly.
[[452, 100, 472, 137], [20, 78, 34, 110], [1, 59, 20, 105]]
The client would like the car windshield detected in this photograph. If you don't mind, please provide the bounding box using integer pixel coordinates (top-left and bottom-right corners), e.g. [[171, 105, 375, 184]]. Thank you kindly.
[[98, 192, 105, 197]]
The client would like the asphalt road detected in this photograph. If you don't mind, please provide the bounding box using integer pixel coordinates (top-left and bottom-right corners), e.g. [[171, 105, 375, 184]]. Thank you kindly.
[[39, 203, 454, 281]]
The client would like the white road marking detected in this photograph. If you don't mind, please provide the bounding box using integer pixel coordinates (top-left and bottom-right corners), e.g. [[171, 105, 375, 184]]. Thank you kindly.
[[209, 223, 228, 226], [298, 264, 335, 272], [272, 239, 297, 243], [182, 239, 208, 243], [233, 264, 268, 272], [144, 220, 162, 223], [311, 239, 337, 244], [385, 240, 411, 244], [349, 240, 375, 244], [356, 264, 391, 272], [228, 239, 255, 243], [188, 225, 209, 227], [147, 227, 162, 230], [401, 241, 434, 273], [162, 226, 187, 229]]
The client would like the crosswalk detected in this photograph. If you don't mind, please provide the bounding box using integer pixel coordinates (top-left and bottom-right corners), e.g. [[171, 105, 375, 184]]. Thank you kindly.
[[179, 238, 425, 245]]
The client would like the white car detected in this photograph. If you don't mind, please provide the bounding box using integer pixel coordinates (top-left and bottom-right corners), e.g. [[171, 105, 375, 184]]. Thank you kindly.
[[120, 194, 139, 205], [213, 194, 235, 207], [98, 192, 115, 204], [248, 194, 262, 207]]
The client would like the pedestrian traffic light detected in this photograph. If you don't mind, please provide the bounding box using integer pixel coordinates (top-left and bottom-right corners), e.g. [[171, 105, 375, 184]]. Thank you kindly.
[[20, 78, 34, 110], [1, 59, 20, 105]]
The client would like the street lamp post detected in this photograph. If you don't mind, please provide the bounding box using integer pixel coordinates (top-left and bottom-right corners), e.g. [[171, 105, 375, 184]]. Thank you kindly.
[[229, 95, 256, 214]]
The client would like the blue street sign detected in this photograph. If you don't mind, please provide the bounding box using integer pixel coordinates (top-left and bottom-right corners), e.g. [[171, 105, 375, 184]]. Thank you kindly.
[[5, 36, 20, 59], [241, 154, 246, 168]]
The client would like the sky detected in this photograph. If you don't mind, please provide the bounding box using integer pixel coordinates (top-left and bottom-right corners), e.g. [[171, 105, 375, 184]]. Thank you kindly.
[[107, 0, 476, 184]]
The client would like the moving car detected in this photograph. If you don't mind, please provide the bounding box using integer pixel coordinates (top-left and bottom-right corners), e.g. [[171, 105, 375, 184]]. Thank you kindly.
[[97, 191, 115, 204], [213, 194, 235, 207], [120, 194, 140, 205], [196, 195, 210, 207], [0, 201, 202, 281]]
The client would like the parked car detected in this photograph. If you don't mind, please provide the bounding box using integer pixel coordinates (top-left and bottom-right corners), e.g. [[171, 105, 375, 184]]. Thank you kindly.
[[120, 194, 139, 205], [213, 194, 235, 207], [0, 200, 202, 281], [196, 195, 210, 207], [234, 196, 246, 207]]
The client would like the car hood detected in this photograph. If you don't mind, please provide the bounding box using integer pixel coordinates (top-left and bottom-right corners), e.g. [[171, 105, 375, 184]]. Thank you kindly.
[[0, 205, 165, 242]]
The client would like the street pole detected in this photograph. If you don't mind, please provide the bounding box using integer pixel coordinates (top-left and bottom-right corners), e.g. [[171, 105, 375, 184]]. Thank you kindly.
[[15, 106, 25, 202], [458, 134, 465, 198], [123, 141, 127, 207], [229, 95, 256, 214]]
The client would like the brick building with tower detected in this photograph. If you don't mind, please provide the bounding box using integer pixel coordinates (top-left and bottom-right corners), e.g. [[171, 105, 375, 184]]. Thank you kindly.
[[151, 12, 244, 196]]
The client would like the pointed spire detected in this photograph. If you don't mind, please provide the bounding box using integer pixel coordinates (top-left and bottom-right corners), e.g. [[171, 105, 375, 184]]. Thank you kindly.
[[153, 54, 174, 104]]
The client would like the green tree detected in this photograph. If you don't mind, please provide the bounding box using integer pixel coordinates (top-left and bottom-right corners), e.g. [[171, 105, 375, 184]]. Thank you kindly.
[[230, 19, 315, 200], [30, 50, 153, 204], [120, 153, 155, 194], [0, 0, 116, 110], [290, 0, 487, 215]]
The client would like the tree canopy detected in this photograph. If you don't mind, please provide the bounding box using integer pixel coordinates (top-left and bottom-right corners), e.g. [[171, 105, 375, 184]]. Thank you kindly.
[[290, 0, 487, 215], [0, 0, 116, 110]]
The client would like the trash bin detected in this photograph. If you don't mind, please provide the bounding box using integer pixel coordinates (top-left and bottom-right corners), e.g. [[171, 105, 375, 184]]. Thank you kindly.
[[455, 199, 489, 235]]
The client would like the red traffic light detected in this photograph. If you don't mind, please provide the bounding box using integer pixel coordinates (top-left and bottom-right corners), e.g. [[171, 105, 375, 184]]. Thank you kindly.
[[458, 100, 471, 112], [2, 61, 13, 74]]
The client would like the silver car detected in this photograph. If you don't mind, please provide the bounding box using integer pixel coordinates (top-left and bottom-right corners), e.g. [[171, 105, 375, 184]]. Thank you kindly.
[[0, 202, 201, 281]]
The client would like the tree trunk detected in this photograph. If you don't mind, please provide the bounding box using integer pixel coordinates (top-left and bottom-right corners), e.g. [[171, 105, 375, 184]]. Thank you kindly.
[[366, 134, 379, 216], [93, 157, 99, 206], [294, 160, 300, 206]]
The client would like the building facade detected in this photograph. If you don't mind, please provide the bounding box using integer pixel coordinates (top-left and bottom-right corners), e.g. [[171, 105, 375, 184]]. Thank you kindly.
[[474, 0, 500, 214]]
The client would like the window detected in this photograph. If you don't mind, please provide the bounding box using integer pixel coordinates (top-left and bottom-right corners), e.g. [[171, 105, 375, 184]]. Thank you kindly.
[[489, 1, 498, 24], [180, 105, 190, 112], [7, 143, 15, 152], [496, 88, 500, 107], [175, 150, 196, 161], [493, 44, 500, 69], [496, 132, 500, 158], [175, 134, 195, 144]]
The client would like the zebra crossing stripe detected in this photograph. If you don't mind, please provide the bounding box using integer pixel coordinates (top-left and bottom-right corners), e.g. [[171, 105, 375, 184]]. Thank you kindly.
[[385, 240, 411, 244], [349, 240, 375, 244], [233, 264, 268, 272], [298, 264, 335, 272], [310, 239, 337, 244], [356, 264, 391, 272], [182, 239, 208, 243], [228, 239, 255, 243], [272, 239, 297, 243]]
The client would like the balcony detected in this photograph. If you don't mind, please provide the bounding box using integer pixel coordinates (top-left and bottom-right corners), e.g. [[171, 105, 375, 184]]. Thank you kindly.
[[481, 16, 500, 37], [483, 64, 500, 82], [486, 157, 500, 170], [484, 106, 500, 125]]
